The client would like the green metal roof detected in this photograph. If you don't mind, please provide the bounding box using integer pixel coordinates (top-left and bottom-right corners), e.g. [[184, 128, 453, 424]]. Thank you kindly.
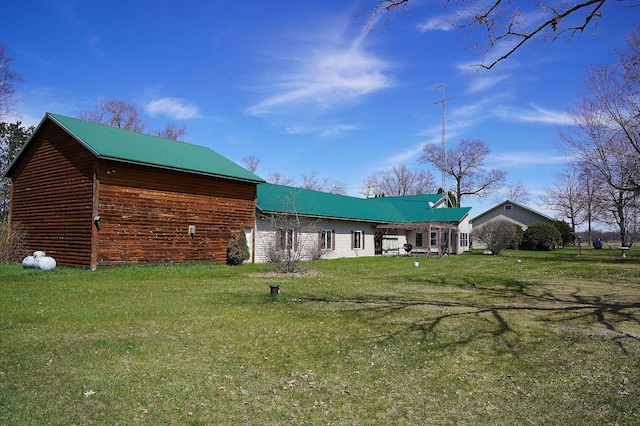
[[7, 113, 264, 183], [365, 194, 444, 221], [257, 184, 407, 222], [257, 184, 470, 224]]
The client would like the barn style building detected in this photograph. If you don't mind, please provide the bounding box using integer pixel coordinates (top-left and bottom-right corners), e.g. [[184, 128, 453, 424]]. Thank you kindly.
[[5, 113, 264, 269]]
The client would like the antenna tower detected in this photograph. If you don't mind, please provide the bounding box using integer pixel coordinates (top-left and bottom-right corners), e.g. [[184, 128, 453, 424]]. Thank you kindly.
[[433, 84, 451, 195]]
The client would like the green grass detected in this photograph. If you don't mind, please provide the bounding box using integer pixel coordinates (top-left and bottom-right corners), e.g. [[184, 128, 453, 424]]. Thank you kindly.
[[1, 248, 639, 425]]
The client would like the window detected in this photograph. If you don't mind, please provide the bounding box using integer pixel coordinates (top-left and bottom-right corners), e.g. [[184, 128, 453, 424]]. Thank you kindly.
[[505, 204, 513, 211], [321, 230, 334, 250], [278, 228, 295, 250], [352, 230, 363, 249], [415, 232, 423, 247], [430, 230, 438, 247], [460, 233, 469, 247]]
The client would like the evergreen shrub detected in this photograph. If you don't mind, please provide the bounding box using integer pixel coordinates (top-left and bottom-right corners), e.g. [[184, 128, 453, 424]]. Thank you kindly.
[[521, 222, 562, 251], [226, 229, 250, 265]]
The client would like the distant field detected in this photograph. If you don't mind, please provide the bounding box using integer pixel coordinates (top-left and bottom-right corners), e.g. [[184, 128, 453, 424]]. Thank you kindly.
[[1, 247, 638, 425]]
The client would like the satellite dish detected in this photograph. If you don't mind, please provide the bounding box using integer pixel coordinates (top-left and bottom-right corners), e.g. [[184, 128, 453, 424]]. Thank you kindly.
[[428, 201, 434, 208]]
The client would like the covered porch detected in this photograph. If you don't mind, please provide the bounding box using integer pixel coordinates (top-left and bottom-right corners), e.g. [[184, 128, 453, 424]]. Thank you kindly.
[[376, 222, 460, 256]]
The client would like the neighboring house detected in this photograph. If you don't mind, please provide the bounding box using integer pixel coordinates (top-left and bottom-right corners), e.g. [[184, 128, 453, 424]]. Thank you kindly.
[[470, 200, 555, 248], [5, 113, 264, 269], [254, 183, 472, 262]]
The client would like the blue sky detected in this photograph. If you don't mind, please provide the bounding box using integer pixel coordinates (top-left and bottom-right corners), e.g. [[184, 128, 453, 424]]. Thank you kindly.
[[2, 1, 638, 224]]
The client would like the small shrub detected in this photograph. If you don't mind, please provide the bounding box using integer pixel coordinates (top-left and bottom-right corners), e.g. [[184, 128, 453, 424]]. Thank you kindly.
[[521, 222, 562, 251], [554, 220, 574, 247], [0, 220, 28, 263], [307, 241, 325, 261], [512, 224, 524, 249], [226, 229, 250, 265], [473, 219, 516, 255]]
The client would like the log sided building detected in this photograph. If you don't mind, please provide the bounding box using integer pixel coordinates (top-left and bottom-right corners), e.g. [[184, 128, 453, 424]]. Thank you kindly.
[[5, 113, 264, 269]]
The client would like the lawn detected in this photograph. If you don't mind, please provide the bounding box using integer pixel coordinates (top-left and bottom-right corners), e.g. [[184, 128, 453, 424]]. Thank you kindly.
[[1, 248, 639, 425]]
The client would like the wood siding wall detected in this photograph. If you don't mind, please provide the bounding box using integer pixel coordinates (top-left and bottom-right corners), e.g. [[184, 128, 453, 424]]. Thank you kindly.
[[95, 161, 256, 267], [9, 121, 95, 267]]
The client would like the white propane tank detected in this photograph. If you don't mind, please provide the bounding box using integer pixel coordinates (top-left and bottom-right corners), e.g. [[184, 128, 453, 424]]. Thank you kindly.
[[36, 256, 57, 271], [22, 255, 37, 269]]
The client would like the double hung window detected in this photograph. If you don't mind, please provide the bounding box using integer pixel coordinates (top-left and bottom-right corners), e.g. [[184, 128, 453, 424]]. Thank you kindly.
[[321, 230, 333, 250], [279, 228, 295, 250], [352, 230, 363, 249]]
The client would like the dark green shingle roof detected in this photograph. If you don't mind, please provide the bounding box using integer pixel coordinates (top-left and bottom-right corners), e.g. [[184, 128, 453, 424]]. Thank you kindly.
[[8, 113, 264, 183], [257, 184, 470, 224]]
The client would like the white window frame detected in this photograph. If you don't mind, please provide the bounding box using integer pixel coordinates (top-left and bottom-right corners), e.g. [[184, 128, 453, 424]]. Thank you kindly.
[[460, 232, 469, 248], [353, 230, 363, 249], [321, 229, 333, 250], [430, 230, 438, 247]]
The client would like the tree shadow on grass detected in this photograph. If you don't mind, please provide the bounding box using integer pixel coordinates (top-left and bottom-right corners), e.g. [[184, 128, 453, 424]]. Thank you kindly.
[[302, 282, 640, 355]]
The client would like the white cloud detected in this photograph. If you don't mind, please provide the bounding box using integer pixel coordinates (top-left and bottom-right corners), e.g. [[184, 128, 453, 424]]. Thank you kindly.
[[417, 16, 452, 32], [385, 143, 425, 166], [246, 25, 393, 116], [285, 123, 358, 138], [319, 124, 358, 137], [144, 97, 200, 120], [490, 151, 569, 167], [466, 74, 510, 93], [494, 104, 571, 125]]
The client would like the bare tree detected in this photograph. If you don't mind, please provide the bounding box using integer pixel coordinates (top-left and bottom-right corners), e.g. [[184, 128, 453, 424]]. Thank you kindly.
[[473, 218, 517, 255], [419, 139, 506, 207], [364, 0, 633, 69], [267, 172, 296, 187], [600, 178, 639, 247], [540, 165, 585, 233], [620, 23, 640, 85], [262, 195, 325, 272], [560, 26, 640, 245], [0, 43, 23, 120], [301, 170, 348, 195], [240, 154, 261, 173], [79, 99, 147, 132], [361, 163, 436, 197], [493, 181, 531, 204], [576, 166, 603, 245], [79, 98, 191, 141], [155, 123, 187, 141]]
